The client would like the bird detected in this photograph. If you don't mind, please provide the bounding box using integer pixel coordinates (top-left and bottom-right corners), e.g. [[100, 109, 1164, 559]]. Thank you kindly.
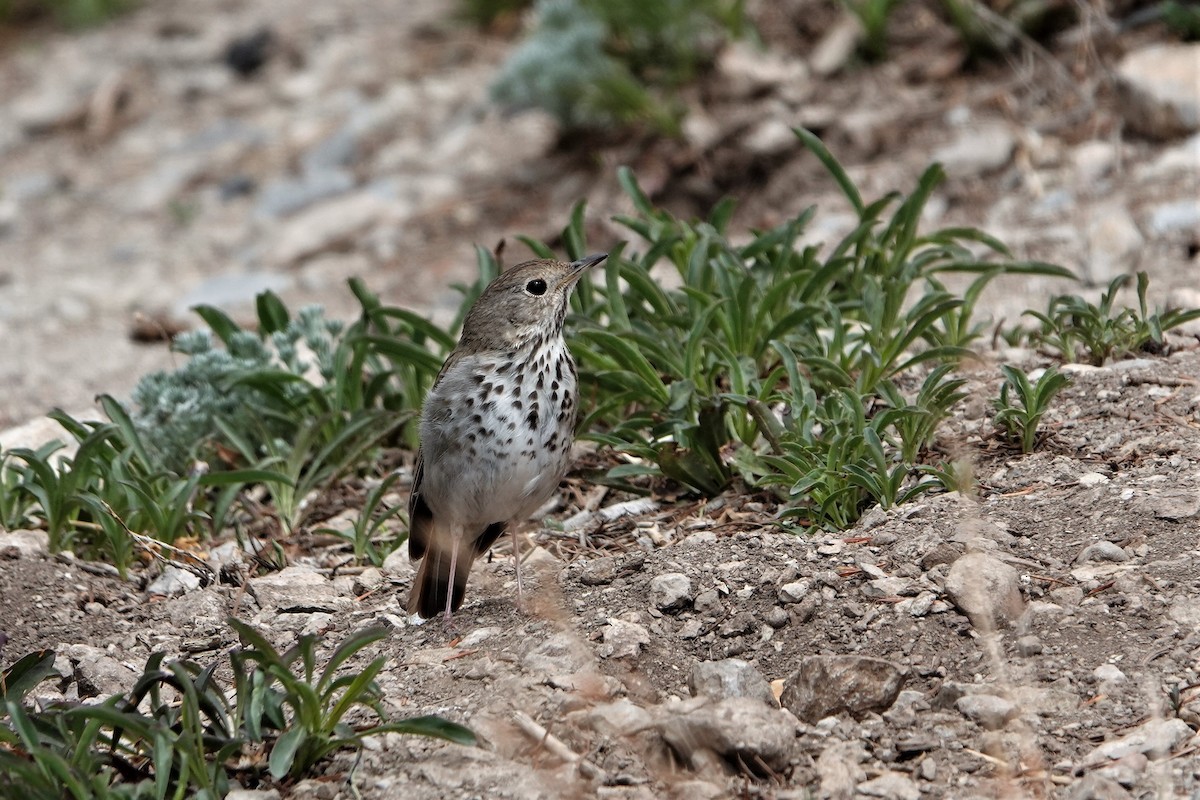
[[406, 253, 607, 622]]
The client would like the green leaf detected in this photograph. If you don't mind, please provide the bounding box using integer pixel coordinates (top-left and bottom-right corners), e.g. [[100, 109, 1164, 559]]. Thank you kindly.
[[256, 291, 291, 335], [0, 650, 58, 703], [269, 726, 306, 779], [375, 715, 477, 746], [191, 305, 242, 346]]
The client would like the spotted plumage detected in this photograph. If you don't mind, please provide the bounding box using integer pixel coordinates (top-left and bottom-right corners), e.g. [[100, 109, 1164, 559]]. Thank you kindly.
[[406, 254, 606, 622]]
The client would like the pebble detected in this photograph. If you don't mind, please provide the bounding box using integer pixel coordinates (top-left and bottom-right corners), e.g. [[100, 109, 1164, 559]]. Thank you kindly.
[[255, 169, 356, 219], [1116, 43, 1200, 139], [742, 118, 797, 156], [1078, 472, 1111, 488], [1093, 663, 1127, 686], [1072, 140, 1117, 185], [934, 120, 1016, 176], [955, 693, 1018, 730], [693, 588, 723, 615], [780, 655, 907, 723], [689, 659, 776, 707], [669, 781, 725, 800], [1066, 773, 1134, 800], [599, 618, 650, 659], [1147, 199, 1200, 236], [764, 606, 789, 628], [717, 611, 756, 638], [1082, 717, 1194, 765], [715, 41, 809, 100], [248, 566, 353, 613], [809, 12, 863, 77], [778, 580, 811, 604], [1016, 635, 1043, 656], [656, 696, 797, 772], [0, 529, 50, 559], [173, 271, 294, 316], [353, 567, 385, 595], [566, 699, 652, 737], [1077, 541, 1129, 564], [268, 191, 395, 266], [578, 556, 617, 586], [146, 565, 203, 597], [943, 551, 1025, 629], [64, 644, 137, 698], [649, 572, 693, 613], [227, 790, 282, 800], [857, 770, 921, 800]]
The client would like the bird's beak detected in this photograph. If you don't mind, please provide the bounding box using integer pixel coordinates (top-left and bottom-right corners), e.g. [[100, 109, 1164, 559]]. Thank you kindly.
[[560, 253, 607, 289]]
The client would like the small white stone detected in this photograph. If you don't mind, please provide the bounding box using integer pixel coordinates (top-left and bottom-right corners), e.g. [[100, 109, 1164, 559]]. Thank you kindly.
[[1093, 663, 1127, 686]]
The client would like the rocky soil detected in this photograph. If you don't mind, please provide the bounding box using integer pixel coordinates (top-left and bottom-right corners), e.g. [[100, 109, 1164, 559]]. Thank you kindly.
[[2, 0, 1200, 798]]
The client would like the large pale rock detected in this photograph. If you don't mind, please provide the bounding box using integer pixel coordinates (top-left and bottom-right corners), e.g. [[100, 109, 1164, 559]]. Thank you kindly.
[[650, 572, 693, 613], [956, 693, 1018, 730], [657, 697, 797, 773], [934, 121, 1015, 177], [566, 699, 652, 737], [598, 618, 650, 659], [944, 551, 1025, 629], [689, 659, 775, 706], [268, 191, 394, 265], [780, 655, 906, 722], [1116, 44, 1200, 139], [63, 645, 137, 699], [0, 529, 49, 559], [248, 566, 352, 613], [1084, 207, 1143, 286], [1082, 718, 1194, 766]]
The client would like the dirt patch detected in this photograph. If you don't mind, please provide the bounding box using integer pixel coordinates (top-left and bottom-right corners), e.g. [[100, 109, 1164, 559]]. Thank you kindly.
[[3, 352, 1199, 797]]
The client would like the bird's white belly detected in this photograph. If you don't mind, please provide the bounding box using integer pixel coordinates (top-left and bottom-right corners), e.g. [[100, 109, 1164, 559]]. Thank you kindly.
[[419, 344, 576, 530]]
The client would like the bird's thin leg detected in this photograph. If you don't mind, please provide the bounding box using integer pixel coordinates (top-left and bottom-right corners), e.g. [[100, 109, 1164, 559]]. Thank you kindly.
[[443, 525, 462, 627], [512, 525, 524, 612]]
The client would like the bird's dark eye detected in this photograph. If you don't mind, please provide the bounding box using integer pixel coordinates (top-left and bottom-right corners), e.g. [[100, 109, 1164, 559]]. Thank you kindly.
[[525, 278, 548, 296]]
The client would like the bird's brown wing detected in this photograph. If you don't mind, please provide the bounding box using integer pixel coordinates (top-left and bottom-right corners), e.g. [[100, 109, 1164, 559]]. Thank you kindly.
[[407, 447, 434, 560]]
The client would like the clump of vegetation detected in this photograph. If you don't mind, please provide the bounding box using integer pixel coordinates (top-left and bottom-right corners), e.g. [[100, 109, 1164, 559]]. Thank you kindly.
[[489, 0, 744, 132], [1024, 272, 1200, 366], [458, 0, 532, 28], [1162, 1, 1200, 41], [528, 128, 1072, 527], [4, 129, 1194, 561], [993, 364, 1071, 454], [842, 0, 1080, 64], [0, 620, 474, 799], [0, 0, 135, 27]]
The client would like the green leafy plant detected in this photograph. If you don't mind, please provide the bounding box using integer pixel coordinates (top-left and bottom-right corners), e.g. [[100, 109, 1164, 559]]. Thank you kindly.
[[844, 0, 903, 61], [534, 127, 1067, 520], [937, 0, 1074, 60], [993, 364, 1071, 454], [1025, 272, 1200, 366], [215, 410, 405, 535], [458, 0, 533, 27], [226, 619, 474, 780], [314, 471, 408, 566], [1163, 1, 1200, 41], [0, 445, 51, 531], [489, 0, 744, 132], [0, 0, 135, 27], [2, 399, 276, 574], [0, 622, 474, 798]]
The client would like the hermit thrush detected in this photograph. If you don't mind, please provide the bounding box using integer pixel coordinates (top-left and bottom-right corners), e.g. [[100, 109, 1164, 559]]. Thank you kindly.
[[406, 253, 607, 622]]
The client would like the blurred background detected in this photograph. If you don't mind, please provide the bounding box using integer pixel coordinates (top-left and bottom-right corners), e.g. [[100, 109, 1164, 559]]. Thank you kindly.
[[1, 0, 1197, 428]]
